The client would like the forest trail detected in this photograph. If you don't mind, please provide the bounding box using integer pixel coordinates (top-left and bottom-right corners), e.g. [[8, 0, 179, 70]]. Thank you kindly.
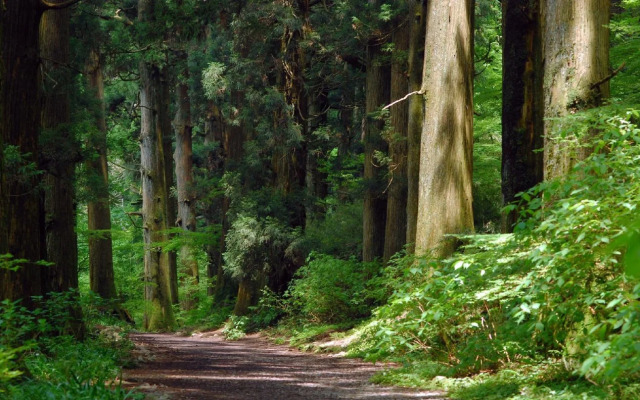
[[123, 333, 447, 400]]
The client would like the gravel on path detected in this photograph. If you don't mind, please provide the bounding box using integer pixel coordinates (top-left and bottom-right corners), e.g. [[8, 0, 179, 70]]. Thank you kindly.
[[123, 332, 447, 400]]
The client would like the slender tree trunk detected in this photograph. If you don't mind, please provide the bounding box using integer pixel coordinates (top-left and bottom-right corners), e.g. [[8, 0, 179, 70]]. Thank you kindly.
[[161, 71, 179, 305], [383, 17, 410, 262], [139, 0, 175, 331], [174, 55, 199, 310], [541, 0, 610, 180], [86, 50, 118, 300], [0, 1, 44, 308], [40, 2, 79, 295], [405, 0, 427, 252], [362, 38, 391, 262], [415, 0, 474, 257], [0, 5, 6, 256], [501, 0, 544, 231]]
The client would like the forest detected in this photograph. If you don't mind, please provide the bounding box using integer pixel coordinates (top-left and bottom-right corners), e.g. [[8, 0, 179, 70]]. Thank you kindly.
[[2, 0, 640, 399]]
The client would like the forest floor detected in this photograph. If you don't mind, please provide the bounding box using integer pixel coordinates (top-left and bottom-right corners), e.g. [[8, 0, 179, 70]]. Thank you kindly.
[[122, 332, 447, 399]]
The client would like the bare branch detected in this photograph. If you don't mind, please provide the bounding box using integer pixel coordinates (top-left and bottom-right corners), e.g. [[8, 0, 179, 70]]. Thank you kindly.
[[591, 62, 626, 90], [383, 90, 424, 110]]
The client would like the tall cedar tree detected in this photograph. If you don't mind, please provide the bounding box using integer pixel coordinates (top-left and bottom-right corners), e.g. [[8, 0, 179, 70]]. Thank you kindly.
[[405, 0, 427, 251], [542, 0, 611, 180], [86, 49, 118, 300], [383, 15, 410, 262], [138, 0, 176, 330], [0, 1, 45, 308], [501, 0, 543, 231], [174, 52, 200, 309], [362, 36, 391, 262], [415, 0, 474, 257], [40, 2, 79, 295]]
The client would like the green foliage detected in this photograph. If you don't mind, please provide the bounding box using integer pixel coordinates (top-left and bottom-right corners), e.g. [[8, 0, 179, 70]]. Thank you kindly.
[[0, 292, 140, 399], [302, 201, 363, 258], [286, 253, 384, 323], [222, 316, 249, 340]]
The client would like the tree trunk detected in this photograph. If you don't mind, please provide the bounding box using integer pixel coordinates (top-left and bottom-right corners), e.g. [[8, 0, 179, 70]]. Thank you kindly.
[[541, 0, 611, 180], [40, 2, 79, 295], [501, 0, 544, 231], [405, 0, 427, 252], [160, 74, 179, 306], [139, 0, 175, 331], [174, 55, 199, 310], [383, 17, 410, 262], [415, 0, 474, 257], [362, 37, 391, 262], [86, 50, 118, 300], [0, 1, 44, 309]]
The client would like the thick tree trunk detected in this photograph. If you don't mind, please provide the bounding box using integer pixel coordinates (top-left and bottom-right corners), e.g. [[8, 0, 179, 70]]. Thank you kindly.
[[0, 10, 5, 256], [174, 57, 199, 310], [40, 2, 79, 295], [405, 0, 427, 252], [362, 38, 391, 262], [541, 0, 610, 180], [139, 0, 175, 331], [501, 0, 544, 231], [383, 17, 410, 262], [0, 1, 44, 308], [415, 0, 474, 257], [86, 50, 118, 300]]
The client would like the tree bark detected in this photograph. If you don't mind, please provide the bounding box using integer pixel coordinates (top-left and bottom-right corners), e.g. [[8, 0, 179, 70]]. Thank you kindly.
[[415, 0, 474, 257], [174, 54, 199, 310], [362, 37, 391, 262], [541, 0, 611, 180], [383, 16, 410, 262], [40, 1, 79, 295], [139, 0, 175, 331], [501, 0, 544, 231], [86, 50, 118, 300], [405, 0, 427, 252], [0, 1, 45, 309]]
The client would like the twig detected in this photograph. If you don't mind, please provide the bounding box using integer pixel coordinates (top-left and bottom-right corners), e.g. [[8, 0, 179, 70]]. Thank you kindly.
[[382, 90, 424, 110], [591, 62, 626, 90]]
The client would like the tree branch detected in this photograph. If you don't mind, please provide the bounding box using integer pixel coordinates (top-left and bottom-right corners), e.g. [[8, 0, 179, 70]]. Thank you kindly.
[[383, 90, 424, 110], [590, 62, 626, 90], [40, 0, 82, 10]]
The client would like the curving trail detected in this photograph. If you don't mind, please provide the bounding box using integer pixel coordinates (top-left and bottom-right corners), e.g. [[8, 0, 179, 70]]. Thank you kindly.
[[123, 332, 447, 400]]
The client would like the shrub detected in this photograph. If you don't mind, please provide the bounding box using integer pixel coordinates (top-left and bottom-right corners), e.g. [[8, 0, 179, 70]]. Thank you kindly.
[[286, 253, 383, 323]]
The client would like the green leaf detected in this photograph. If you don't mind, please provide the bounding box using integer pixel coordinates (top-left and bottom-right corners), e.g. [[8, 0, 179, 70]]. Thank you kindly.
[[624, 232, 640, 279]]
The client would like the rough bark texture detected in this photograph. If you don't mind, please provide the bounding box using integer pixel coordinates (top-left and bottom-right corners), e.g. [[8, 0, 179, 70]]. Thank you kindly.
[[362, 38, 391, 262], [86, 50, 118, 300], [415, 0, 474, 257], [383, 17, 410, 263], [40, 2, 79, 295], [501, 0, 544, 232], [0, 5, 6, 256], [0, 1, 44, 308], [139, 0, 175, 331], [174, 59, 199, 310], [405, 0, 427, 252], [541, 0, 611, 180]]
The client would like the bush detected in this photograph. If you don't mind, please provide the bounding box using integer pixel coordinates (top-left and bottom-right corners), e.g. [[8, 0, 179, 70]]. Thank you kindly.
[[286, 253, 384, 323]]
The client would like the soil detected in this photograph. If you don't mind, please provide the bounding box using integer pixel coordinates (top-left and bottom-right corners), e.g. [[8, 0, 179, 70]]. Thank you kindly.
[[122, 332, 447, 400]]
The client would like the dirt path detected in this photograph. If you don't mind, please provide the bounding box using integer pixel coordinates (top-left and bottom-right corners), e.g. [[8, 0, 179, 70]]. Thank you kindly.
[[123, 332, 447, 399]]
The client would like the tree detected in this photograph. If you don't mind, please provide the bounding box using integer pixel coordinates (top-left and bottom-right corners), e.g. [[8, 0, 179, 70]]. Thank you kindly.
[[0, 1, 46, 308], [138, 0, 175, 331], [40, 0, 79, 295], [541, 0, 611, 180], [174, 52, 199, 309], [415, 0, 474, 257], [383, 15, 410, 262], [85, 49, 118, 301], [501, 0, 543, 231], [405, 0, 427, 252], [362, 35, 391, 262]]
